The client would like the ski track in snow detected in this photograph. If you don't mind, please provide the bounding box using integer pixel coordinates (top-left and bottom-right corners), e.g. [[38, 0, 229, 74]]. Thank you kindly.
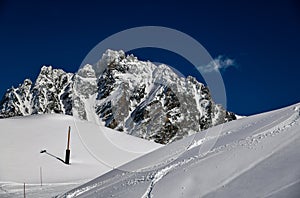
[[141, 163, 180, 198], [202, 117, 300, 196], [6, 104, 297, 198], [69, 104, 300, 198], [263, 179, 300, 198], [145, 105, 300, 197]]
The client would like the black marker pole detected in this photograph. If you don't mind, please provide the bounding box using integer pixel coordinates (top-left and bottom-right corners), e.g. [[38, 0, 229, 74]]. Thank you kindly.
[[65, 126, 71, 164]]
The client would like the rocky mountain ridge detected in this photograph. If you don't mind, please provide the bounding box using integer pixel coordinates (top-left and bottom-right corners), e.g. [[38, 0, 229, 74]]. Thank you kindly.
[[0, 50, 236, 144]]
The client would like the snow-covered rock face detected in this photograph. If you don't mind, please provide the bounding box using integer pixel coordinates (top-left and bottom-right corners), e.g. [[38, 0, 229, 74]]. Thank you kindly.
[[93, 50, 236, 144], [0, 66, 76, 118], [94, 49, 126, 77], [31, 66, 74, 115], [0, 49, 236, 144]]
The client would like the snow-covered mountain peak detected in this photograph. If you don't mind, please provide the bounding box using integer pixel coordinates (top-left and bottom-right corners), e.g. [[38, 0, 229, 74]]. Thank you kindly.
[[18, 79, 33, 93], [94, 49, 126, 76], [0, 50, 236, 144], [40, 65, 52, 73], [93, 50, 236, 143], [77, 64, 96, 78], [35, 66, 72, 87], [22, 78, 33, 86]]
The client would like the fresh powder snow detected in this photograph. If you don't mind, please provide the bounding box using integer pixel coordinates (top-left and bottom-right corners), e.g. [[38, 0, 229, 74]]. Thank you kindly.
[[59, 102, 300, 198], [0, 114, 162, 197]]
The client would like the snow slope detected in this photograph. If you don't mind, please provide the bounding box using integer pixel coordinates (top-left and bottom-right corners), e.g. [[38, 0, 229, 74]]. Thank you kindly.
[[60, 102, 300, 198], [0, 114, 162, 197]]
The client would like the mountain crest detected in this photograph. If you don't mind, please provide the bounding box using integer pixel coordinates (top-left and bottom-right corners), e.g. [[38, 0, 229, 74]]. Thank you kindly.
[[0, 50, 236, 144]]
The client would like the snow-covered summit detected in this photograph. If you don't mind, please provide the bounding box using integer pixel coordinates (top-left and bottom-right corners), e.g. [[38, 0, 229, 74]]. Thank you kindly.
[[91, 50, 236, 143], [0, 49, 236, 144], [77, 64, 96, 78], [94, 49, 126, 77]]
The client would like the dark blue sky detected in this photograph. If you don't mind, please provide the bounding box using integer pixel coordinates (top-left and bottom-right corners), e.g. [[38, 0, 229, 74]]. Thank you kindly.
[[0, 0, 299, 115]]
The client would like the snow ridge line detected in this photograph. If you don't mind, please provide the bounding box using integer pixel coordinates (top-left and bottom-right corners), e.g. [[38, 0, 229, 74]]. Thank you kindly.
[[217, 109, 296, 158], [200, 107, 298, 158], [187, 108, 292, 152], [224, 107, 291, 137]]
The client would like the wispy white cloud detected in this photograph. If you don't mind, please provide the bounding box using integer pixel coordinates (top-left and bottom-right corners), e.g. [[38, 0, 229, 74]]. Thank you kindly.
[[197, 56, 236, 73]]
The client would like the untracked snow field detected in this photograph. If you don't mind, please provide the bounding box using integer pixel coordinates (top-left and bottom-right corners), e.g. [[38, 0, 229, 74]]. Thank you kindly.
[[0, 114, 162, 197], [60, 103, 300, 198]]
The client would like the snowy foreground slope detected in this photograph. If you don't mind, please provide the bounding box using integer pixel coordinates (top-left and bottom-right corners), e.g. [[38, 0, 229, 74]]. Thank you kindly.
[[60, 103, 300, 198], [0, 115, 162, 197]]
